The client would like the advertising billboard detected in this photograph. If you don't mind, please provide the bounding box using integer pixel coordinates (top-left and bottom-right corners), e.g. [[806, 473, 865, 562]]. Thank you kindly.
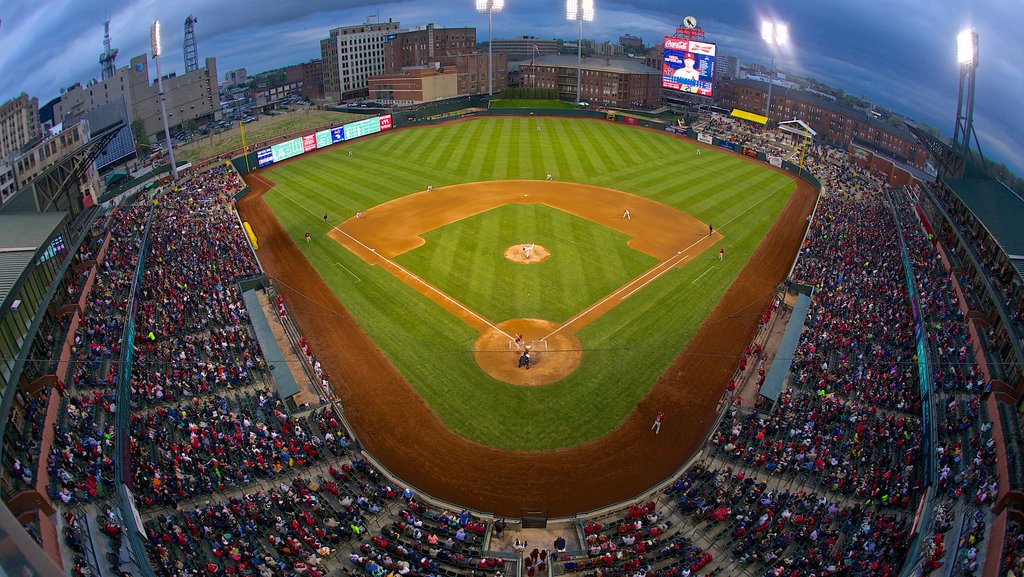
[[254, 115, 392, 168], [662, 37, 716, 97], [344, 117, 383, 140]]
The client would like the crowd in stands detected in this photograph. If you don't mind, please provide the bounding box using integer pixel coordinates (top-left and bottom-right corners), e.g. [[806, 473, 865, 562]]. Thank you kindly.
[[48, 205, 151, 505], [693, 114, 796, 158], [711, 150, 925, 513], [931, 182, 1024, 340], [130, 166, 263, 408]]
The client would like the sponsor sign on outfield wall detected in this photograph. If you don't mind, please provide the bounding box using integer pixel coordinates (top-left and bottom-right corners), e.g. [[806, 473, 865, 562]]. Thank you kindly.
[[256, 115, 393, 167], [697, 133, 714, 145], [767, 156, 783, 168]]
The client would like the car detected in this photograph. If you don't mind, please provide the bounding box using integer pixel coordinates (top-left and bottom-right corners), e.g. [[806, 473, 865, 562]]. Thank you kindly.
[[242, 116, 256, 123]]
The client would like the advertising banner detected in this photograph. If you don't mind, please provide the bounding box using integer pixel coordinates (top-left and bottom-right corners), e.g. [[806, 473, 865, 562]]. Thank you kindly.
[[315, 129, 333, 149], [742, 146, 758, 159], [767, 155, 783, 168], [718, 141, 736, 152], [697, 133, 714, 145], [301, 134, 317, 153], [379, 114, 393, 131], [624, 117, 639, 126]]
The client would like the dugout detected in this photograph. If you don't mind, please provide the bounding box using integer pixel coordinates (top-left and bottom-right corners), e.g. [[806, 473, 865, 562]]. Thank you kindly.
[[757, 284, 814, 413]]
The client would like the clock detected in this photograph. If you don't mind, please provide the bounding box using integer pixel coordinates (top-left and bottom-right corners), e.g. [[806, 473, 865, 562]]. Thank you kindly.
[[683, 16, 697, 29]]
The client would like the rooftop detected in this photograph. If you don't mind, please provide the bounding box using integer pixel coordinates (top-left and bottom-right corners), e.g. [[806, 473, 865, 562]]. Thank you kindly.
[[522, 54, 659, 75], [945, 176, 1024, 274], [0, 212, 68, 308]]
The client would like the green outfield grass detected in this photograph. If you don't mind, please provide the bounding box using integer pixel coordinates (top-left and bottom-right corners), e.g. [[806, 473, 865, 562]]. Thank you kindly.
[[262, 116, 795, 450], [394, 204, 657, 323], [488, 99, 577, 109]]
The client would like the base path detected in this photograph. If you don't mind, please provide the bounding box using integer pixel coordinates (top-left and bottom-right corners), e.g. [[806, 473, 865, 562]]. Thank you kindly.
[[238, 172, 818, 517]]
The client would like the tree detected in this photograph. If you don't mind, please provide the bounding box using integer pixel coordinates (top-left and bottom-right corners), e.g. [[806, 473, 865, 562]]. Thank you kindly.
[[131, 120, 151, 150], [184, 119, 198, 134]]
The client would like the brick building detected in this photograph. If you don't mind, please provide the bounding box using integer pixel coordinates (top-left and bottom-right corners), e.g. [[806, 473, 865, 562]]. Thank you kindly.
[[367, 67, 459, 106], [717, 78, 928, 169], [384, 24, 477, 72], [519, 55, 661, 107], [436, 53, 508, 95]]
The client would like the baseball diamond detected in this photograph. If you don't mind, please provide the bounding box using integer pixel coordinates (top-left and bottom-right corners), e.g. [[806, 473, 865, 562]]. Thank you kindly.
[[237, 116, 816, 515]]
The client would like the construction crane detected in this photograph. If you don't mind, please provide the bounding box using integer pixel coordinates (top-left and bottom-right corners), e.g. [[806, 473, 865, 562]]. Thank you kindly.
[[184, 14, 199, 73], [99, 20, 118, 80]]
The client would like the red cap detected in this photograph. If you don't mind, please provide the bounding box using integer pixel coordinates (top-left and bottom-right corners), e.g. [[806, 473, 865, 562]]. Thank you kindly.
[[684, 52, 695, 60]]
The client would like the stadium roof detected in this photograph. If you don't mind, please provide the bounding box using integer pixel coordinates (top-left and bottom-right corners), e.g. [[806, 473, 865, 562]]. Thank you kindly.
[[0, 212, 67, 308], [945, 176, 1024, 275], [525, 54, 660, 74], [724, 78, 918, 142]]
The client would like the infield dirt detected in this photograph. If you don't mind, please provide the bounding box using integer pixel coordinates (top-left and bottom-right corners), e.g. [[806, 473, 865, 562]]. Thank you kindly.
[[238, 171, 817, 516]]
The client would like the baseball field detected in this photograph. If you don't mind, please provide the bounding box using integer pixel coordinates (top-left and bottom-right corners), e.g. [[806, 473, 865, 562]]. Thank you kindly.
[[238, 116, 818, 515]]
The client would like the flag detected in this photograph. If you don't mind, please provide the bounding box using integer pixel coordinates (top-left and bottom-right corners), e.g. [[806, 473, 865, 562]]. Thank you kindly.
[[531, 43, 539, 65]]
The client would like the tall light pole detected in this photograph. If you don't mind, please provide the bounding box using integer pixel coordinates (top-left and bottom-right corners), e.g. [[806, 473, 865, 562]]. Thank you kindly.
[[476, 1, 504, 97], [953, 29, 978, 175], [151, 20, 178, 181], [760, 21, 788, 122], [567, 0, 594, 103]]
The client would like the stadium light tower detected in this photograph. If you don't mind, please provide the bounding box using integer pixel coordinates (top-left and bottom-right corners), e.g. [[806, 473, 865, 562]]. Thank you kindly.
[[760, 20, 788, 120], [952, 28, 979, 175], [476, 0, 504, 97], [567, 0, 594, 103], [151, 20, 178, 182]]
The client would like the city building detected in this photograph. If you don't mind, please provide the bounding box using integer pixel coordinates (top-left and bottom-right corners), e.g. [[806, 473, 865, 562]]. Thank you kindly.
[[300, 60, 324, 100], [384, 24, 477, 73], [490, 36, 560, 60], [619, 34, 643, 49], [715, 54, 740, 81], [53, 54, 220, 141], [12, 121, 101, 204], [320, 19, 401, 102], [519, 55, 661, 107], [368, 66, 459, 105], [717, 78, 928, 169], [224, 68, 248, 86], [0, 94, 41, 163], [594, 42, 624, 57], [0, 163, 16, 204], [436, 53, 508, 95]]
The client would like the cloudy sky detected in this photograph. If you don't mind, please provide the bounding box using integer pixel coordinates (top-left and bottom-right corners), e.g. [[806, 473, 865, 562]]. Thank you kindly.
[[1, 0, 1020, 174]]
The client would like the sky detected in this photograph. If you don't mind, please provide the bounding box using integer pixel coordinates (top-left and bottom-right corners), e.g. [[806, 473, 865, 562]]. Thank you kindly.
[[1, 0, 1021, 174]]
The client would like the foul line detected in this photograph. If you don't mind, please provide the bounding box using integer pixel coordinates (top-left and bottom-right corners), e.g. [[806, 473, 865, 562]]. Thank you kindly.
[[542, 178, 794, 341], [334, 262, 362, 283], [691, 266, 717, 285], [271, 186, 513, 340]]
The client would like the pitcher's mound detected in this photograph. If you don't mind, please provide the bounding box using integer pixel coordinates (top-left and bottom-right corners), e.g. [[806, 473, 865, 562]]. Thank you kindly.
[[475, 319, 581, 386], [505, 244, 550, 264]]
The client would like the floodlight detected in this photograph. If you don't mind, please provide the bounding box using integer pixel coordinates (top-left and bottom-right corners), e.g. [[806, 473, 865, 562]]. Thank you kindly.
[[775, 24, 789, 47], [151, 20, 161, 57], [476, 0, 504, 12], [957, 29, 977, 66], [566, 0, 594, 22], [761, 21, 787, 46]]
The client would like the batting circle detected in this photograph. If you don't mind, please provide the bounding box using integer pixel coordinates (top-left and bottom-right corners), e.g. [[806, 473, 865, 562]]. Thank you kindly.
[[475, 319, 582, 386]]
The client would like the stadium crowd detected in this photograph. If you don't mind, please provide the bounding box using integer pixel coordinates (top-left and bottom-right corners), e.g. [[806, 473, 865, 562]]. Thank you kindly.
[[13, 116, 1021, 577]]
